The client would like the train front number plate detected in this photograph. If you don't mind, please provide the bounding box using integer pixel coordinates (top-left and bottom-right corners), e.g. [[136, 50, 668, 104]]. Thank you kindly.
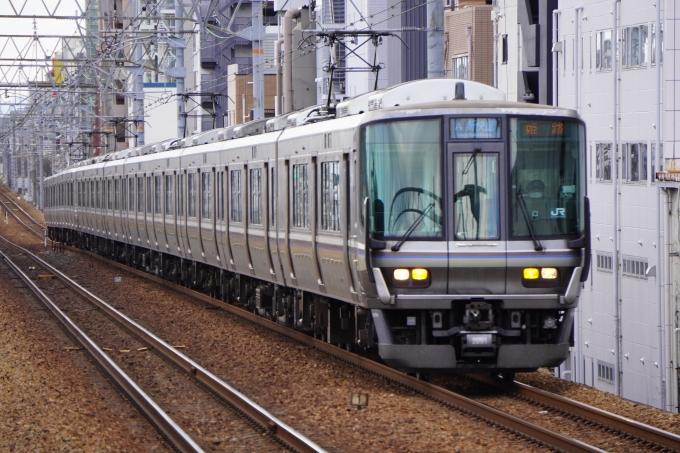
[[467, 334, 492, 346]]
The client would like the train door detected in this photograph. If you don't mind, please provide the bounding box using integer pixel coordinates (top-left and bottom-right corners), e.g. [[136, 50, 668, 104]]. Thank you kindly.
[[275, 159, 296, 287], [447, 142, 507, 294], [186, 169, 203, 261], [316, 152, 357, 301], [267, 164, 286, 285], [227, 163, 252, 275], [288, 156, 322, 291], [215, 167, 234, 270], [164, 171, 179, 254], [199, 166, 220, 267], [152, 171, 167, 251], [246, 162, 274, 281], [176, 171, 189, 258]]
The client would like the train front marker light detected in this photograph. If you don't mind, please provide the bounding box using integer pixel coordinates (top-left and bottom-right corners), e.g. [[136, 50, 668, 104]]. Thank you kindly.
[[523, 268, 539, 279], [411, 268, 429, 280]]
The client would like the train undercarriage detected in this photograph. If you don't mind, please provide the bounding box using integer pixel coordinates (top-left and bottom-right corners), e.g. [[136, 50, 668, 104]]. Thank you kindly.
[[50, 227, 573, 376]]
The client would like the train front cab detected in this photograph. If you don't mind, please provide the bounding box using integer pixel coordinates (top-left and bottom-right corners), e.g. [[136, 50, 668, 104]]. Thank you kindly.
[[360, 111, 589, 373]]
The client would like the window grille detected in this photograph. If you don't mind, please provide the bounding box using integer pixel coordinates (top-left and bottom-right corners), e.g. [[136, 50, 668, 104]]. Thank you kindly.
[[597, 361, 615, 385], [596, 251, 613, 273], [451, 55, 468, 79], [622, 256, 648, 279], [293, 164, 309, 229]]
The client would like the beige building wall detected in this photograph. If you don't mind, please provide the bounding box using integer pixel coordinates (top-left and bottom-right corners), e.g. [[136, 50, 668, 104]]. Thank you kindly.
[[226, 64, 277, 126], [445, 5, 493, 87]]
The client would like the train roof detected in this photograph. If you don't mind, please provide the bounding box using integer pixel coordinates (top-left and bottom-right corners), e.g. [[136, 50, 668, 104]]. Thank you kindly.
[[50, 79, 580, 178]]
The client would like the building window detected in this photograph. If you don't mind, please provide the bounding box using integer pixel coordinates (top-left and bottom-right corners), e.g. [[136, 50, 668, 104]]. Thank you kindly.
[[502, 35, 508, 64], [322, 0, 345, 24], [596, 30, 612, 71], [597, 361, 615, 385], [155, 175, 162, 214], [451, 54, 468, 79], [652, 23, 664, 65], [595, 143, 612, 181], [652, 142, 663, 175], [165, 174, 174, 216], [201, 172, 211, 219], [188, 173, 197, 218], [321, 162, 340, 231], [293, 164, 309, 229], [622, 143, 648, 182], [230, 170, 242, 223], [622, 256, 648, 279], [596, 251, 613, 273], [622, 25, 648, 68]]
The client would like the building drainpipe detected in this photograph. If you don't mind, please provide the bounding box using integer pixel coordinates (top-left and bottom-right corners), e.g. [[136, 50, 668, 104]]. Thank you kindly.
[[574, 7, 583, 112], [552, 10, 561, 106], [275, 38, 284, 116], [654, 0, 666, 412], [572, 6, 583, 386], [465, 26, 472, 80], [612, 0, 622, 398], [283, 7, 301, 114]]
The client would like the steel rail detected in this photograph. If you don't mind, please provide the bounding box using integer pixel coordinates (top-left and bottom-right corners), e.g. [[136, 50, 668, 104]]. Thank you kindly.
[[0, 197, 43, 239], [0, 188, 46, 231], [0, 237, 326, 453], [0, 248, 204, 453], [473, 374, 680, 451], [75, 246, 606, 453]]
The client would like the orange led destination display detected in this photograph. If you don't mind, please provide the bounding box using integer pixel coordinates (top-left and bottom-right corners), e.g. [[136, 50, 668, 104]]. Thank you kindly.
[[518, 120, 568, 138]]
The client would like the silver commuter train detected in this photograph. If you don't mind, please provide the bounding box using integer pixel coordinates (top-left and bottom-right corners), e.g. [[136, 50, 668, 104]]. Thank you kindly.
[[45, 79, 590, 375]]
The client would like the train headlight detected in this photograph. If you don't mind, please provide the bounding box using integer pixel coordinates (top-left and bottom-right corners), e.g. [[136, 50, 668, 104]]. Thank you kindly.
[[393, 269, 410, 281], [411, 268, 429, 280], [392, 268, 431, 288], [541, 268, 558, 279], [523, 268, 540, 280]]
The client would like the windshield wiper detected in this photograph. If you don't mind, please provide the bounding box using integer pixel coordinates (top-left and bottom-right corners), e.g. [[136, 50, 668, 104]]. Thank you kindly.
[[515, 188, 544, 251], [462, 147, 481, 175], [391, 203, 435, 251]]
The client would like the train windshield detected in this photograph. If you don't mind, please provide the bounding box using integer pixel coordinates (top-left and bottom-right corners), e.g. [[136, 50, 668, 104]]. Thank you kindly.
[[361, 119, 443, 239], [509, 118, 585, 238]]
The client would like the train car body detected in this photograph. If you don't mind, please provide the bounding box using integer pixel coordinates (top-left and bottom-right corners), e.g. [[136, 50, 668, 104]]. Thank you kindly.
[[45, 79, 590, 374]]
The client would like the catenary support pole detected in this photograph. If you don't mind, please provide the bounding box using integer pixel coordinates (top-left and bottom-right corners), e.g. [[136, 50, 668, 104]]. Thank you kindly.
[[252, 0, 264, 120], [427, 0, 445, 78], [176, 0, 186, 138], [612, 0, 622, 398]]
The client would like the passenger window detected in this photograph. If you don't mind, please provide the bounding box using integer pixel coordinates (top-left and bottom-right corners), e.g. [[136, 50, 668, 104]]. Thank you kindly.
[[137, 177, 144, 212], [165, 175, 174, 216], [114, 179, 120, 210], [155, 175, 162, 214], [321, 161, 340, 231], [250, 168, 262, 225], [128, 178, 134, 212], [146, 176, 152, 214], [230, 170, 242, 223], [96, 181, 100, 209], [216, 171, 225, 221], [201, 172, 211, 220], [107, 180, 113, 210], [188, 173, 197, 218], [177, 174, 184, 217], [270, 167, 276, 227], [292, 164, 309, 229], [121, 179, 127, 211]]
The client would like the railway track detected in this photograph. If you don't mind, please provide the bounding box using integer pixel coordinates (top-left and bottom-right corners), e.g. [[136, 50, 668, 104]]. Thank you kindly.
[[0, 187, 45, 238], [0, 234, 325, 453], [3, 188, 679, 452]]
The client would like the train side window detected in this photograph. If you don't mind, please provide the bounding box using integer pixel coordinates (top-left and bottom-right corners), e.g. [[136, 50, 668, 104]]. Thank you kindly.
[[165, 175, 174, 216], [230, 170, 242, 222], [121, 178, 127, 211], [201, 172, 211, 219], [154, 175, 162, 214], [90, 181, 94, 208], [114, 179, 120, 210], [188, 173, 197, 218], [293, 164, 309, 229], [250, 168, 262, 225], [321, 161, 340, 231], [107, 180, 113, 210], [270, 167, 276, 226], [216, 171, 225, 221], [128, 177, 134, 212], [177, 174, 185, 217], [146, 176, 153, 214], [137, 177, 144, 212], [95, 181, 100, 208]]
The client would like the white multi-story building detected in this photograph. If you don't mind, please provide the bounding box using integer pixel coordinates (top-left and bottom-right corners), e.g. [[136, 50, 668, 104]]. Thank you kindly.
[[527, 0, 679, 412]]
